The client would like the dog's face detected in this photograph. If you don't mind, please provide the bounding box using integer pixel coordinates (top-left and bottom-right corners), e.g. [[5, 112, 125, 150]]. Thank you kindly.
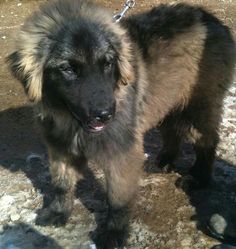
[[43, 22, 121, 133], [8, 3, 135, 134]]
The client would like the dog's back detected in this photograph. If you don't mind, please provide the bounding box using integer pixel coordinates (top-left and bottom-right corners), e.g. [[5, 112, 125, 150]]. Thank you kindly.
[[124, 4, 235, 185]]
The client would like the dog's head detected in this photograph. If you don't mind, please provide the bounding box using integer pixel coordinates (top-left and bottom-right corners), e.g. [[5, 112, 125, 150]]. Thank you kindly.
[[8, 0, 135, 133]]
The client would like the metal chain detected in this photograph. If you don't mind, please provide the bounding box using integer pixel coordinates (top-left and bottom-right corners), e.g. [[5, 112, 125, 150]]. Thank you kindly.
[[113, 0, 136, 23]]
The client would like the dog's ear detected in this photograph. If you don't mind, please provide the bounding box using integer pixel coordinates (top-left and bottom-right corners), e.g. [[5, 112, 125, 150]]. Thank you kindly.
[[7, 51, 43, 102], [118, 53, 135, 86], [117, 34, 135, 86], [7, 51, 27, 85]]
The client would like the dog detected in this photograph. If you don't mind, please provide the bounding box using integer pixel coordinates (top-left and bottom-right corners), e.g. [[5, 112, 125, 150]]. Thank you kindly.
[[8, 0, 235, 248]]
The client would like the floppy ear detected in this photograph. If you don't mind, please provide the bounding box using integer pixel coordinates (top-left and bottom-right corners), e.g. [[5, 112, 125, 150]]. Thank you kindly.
[[117, 35, 135, 86], [117, 53, 135, 86], [7, 51, 43, 102], [7, 51, 27, 86]]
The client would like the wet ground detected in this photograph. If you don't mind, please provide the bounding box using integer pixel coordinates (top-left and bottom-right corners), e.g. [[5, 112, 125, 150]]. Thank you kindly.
[[0, 0, 235, 248]]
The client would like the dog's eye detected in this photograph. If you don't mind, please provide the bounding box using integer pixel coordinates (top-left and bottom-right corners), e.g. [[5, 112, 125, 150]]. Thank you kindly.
[[59, 63, 78, 79], [60, 65, 74, 74]]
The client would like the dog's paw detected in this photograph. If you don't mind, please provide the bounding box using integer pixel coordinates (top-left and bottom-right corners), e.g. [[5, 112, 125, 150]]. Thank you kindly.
[[93, 228, 127, 249], [156, 152, 175, 173], [35, 208, 69, 227]]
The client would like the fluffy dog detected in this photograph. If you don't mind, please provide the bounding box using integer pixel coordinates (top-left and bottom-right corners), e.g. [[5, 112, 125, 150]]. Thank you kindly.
[[8, 0, 235, 248]]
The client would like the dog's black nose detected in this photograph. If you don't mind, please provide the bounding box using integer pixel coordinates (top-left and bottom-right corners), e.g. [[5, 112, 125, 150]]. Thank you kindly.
[[95, 110, 112, 123]]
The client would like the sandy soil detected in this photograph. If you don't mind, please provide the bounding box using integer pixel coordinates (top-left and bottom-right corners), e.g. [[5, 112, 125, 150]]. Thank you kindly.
[[0, 0, 235, 249]]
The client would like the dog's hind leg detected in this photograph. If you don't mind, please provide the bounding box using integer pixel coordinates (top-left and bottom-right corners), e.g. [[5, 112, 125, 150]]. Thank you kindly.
[[157, 115, 183, 172], [185, 103, 220, 188], [95, 144, 144, 249], [36, 148, 85, 226], [189, 127, 219, 188]]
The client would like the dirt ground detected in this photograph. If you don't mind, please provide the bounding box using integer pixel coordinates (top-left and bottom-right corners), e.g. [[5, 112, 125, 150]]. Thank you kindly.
[[0, 0, 235, 249]]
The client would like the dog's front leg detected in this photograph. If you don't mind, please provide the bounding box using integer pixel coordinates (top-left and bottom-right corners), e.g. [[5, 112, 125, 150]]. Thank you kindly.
[[36, 147, 84, 227], [95, 144, 144, 249]]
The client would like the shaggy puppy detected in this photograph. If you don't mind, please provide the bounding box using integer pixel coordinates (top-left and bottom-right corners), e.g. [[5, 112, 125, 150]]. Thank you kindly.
[[8, 0, 235, 248]]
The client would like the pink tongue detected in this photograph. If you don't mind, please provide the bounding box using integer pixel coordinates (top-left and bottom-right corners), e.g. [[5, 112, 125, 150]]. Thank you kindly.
[[89, 120, 105, 131]]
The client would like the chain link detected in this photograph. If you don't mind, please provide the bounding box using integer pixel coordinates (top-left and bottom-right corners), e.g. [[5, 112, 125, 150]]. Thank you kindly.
[[113, 0, 136, 23]]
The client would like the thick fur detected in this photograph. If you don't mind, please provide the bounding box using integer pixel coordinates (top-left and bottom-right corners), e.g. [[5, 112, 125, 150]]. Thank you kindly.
[[8, 0, 235, 248]]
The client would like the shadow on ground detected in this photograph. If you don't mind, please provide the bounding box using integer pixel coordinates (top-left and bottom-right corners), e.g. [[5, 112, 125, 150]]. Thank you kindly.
[[0, 222, 63, 249], [144, 128, 236, 247]]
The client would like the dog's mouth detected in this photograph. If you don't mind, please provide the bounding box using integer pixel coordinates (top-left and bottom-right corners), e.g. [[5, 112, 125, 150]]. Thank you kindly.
[[86, 119, 107, 133], [65, 102, 108, 134]]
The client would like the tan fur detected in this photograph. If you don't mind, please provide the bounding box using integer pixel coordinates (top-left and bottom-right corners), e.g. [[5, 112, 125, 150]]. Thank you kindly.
[[187, 126, 203, 144], [48, 147, 80, 191], [103, 143, 144, 207], [139, 24, 207, 132]]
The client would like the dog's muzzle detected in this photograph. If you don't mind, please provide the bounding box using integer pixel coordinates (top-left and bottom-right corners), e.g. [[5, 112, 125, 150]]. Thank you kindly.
[[87, 110, 113, 133]]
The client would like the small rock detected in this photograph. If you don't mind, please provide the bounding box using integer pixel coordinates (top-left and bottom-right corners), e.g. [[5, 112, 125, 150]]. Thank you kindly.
[[209, 214, 227, 235], [209, 212, 236, 239], [10, 213, 21, 222]]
